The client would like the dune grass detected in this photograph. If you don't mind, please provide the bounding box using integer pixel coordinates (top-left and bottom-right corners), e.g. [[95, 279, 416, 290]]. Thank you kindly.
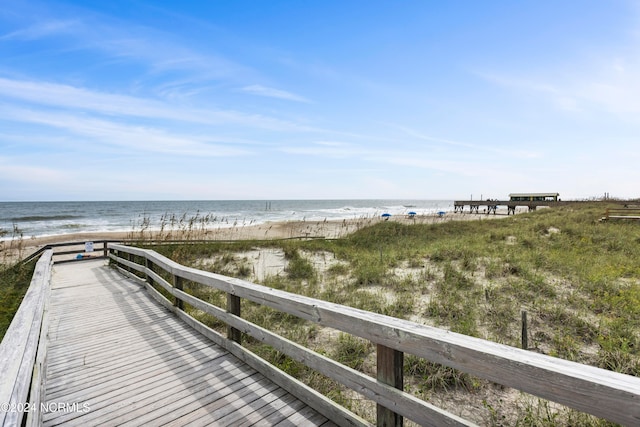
[[131, 203, 640, 425], [0, 260, 37, 340], [0, 226, 37, 340]]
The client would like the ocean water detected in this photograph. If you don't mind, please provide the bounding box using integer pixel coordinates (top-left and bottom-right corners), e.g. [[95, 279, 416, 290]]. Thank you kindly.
[[0, 200, 454, 239]]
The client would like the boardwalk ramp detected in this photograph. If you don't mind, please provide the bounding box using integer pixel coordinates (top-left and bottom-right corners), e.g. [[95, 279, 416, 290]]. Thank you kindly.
[[43, 259, 335, 426]]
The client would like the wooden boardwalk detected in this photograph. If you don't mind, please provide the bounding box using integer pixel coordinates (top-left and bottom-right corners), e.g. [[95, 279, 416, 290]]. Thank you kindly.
[[43, 260, 335, 426], [2, 244, 637, 427]]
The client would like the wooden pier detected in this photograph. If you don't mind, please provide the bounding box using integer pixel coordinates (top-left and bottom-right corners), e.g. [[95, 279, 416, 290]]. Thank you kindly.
[[2, 242, 640, 426], [454, 200, 574, 215]]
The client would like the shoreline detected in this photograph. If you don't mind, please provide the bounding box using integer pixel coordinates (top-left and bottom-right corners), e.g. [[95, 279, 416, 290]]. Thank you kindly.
[[1, 210, 516, 264]]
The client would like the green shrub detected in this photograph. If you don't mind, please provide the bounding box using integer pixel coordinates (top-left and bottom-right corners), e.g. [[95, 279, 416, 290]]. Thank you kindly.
[[284, 249, 316, 281]]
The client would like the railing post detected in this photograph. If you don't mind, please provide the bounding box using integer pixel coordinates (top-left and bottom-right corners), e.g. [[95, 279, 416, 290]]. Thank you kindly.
[[126, 252, 134, 274], [145, 258, 153, 284], [521, 310, 528, 350], [227, 293, 241, 344], [173, 274, 184, 310], [376, 344, 403, 427]]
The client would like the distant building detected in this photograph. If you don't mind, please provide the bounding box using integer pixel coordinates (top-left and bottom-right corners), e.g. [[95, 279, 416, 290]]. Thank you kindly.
[[509, 193, 559, 202]]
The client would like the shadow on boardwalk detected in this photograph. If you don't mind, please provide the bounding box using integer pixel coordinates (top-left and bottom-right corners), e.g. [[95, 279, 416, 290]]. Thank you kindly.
[[44, 260, 335, 426]]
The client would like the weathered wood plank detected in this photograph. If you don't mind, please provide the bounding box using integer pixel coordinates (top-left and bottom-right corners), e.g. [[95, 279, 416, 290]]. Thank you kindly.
[[48, 357, 247, 426], [212, 385, 290, 426], [277, 403, 333, 426], [118, 372, 263, 426], [85, 362, 250, 426], [0, 250, 52, 427], [46, 333, 225, 402], [234, 389, 297, 427], [46, 338, 218, 394], [260, 395, 310, 425], [161, 375, 276, 427], [108, 253, 145, 273], [25, 258, 53, 427]]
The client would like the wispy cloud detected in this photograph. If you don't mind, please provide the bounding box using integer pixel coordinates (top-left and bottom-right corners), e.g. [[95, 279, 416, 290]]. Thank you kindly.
[[391, 124, 542, 159], [0, 20, 80, 40], [480, 55, 640, 115], [2, 8, 257, 85], [368, 155, 481, 177], [0, 106, 252, 157], [241, 85, 311, 103], [278, 141, 362, 158], [0, 77, 318, 132]]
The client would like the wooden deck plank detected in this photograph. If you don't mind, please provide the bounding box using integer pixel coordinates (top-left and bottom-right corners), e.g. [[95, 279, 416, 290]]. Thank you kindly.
[[52, 357, 248, 426], [276, 404, 334, 426], [50, 324, 219, 373], [213, 385, 290, 426], [185, 376, 283, 426], [46, 316, 191, 356], [259, 394, 310, 425], [118, 372, 263, 426], [46, 335, 216, 388], [47, 321, 210, 362], [45, 340, 225, 402], [233, 388, 297, 427], [169, 376, 282, 426], [43, 260, 333, 426], [85, 363, 250, 426], [45, 341, 224, 398], [46, 331, 213, 378]]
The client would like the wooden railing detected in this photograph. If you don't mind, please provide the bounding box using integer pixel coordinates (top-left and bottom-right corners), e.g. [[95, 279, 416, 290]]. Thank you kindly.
[[602, 208, 640, 221], [107, 244, 640, 427], [0, 250, 53, 427], [0, 241, 116, 427], [22, 240, 117, 264]]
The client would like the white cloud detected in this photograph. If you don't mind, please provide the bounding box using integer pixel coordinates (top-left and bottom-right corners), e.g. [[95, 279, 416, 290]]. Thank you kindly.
[[0, 106, 252, 157], [241, 85, 310, 103], [481, 54, 640, 116], [0, 20, 80, 40], [392, 124, 543, 159], [372, 155, 481, 177], [0, 77, 317, 132]]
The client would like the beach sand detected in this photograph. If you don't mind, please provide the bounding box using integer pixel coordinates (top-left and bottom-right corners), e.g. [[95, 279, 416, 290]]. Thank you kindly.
[[2, 210, 516, 265]]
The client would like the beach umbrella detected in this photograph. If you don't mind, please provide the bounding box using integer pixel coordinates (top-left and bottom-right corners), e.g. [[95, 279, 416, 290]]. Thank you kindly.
[[408, 211, 417, 216], [381, 213, 391, 219], [437, 211, 446, 217]]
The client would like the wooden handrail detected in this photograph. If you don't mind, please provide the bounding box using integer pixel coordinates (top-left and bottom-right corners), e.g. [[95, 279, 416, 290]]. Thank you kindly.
[[0, 250, 53, 427], [20, 240, 120, 264], [603, 208, 640, 221], [107, 243, 640, 427]]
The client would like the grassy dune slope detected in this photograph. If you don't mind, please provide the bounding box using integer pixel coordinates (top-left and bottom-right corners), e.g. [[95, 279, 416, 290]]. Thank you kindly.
[[95, 204, 640, 424]]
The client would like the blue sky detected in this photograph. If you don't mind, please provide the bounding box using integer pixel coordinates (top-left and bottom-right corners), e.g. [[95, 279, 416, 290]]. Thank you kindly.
[[1, 0, 639, 201]]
